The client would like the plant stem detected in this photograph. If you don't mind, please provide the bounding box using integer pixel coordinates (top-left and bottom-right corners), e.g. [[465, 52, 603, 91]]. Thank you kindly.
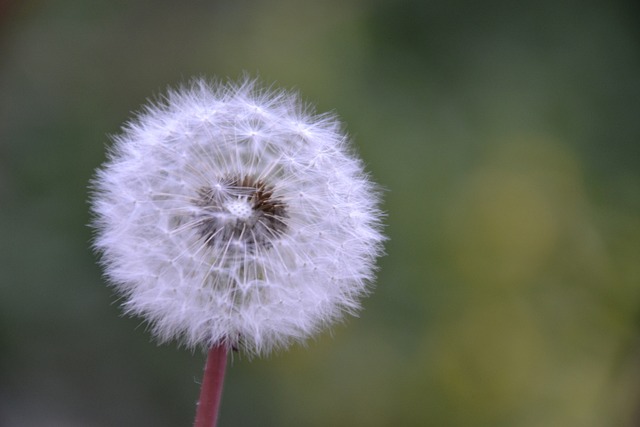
[[194, 343, 228, 427]]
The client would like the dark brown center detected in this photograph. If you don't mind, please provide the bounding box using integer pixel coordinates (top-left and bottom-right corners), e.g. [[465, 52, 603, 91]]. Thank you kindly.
[[194, 176, 288, 252]]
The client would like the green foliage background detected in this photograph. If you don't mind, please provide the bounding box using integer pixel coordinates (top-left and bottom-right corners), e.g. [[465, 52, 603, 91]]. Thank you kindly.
[[1, 0, 639, 425]]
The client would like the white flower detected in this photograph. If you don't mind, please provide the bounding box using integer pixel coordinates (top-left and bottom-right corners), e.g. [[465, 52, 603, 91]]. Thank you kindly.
[[91, 77, 385, 355]]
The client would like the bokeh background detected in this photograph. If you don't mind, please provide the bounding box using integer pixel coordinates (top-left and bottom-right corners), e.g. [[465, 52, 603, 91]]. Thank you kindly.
[[2, 0, 640, 426]]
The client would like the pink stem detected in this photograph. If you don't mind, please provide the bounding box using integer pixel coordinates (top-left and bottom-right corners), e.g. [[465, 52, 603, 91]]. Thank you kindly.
[[194, 343, 228, 427]]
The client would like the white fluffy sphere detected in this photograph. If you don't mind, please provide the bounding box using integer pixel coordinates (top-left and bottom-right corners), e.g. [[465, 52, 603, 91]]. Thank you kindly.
[[91, 78, 385, 355]]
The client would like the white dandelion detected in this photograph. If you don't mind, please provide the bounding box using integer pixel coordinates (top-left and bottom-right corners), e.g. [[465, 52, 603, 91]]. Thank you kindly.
[[91, 77, 385, 356], [92, 77, 385, 426]]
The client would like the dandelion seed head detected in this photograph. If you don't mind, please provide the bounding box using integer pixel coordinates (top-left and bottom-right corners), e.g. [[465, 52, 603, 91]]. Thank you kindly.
[[91, 77, 385, 355]]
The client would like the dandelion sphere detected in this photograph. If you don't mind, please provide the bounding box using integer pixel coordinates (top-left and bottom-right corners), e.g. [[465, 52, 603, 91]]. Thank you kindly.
[[91, 78, 385, 355]]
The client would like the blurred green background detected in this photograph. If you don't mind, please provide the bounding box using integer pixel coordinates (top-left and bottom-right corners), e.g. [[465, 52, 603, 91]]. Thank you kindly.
[[1, 0, 639, 426]]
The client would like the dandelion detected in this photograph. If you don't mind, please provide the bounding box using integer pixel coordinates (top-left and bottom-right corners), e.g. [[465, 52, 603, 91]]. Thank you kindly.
[[91, 77, 385, 426]]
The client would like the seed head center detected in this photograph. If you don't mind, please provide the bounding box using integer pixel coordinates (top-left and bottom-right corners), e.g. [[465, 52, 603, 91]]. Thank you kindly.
[[224, 199, 253, 221], [193, 176, 288, 251]]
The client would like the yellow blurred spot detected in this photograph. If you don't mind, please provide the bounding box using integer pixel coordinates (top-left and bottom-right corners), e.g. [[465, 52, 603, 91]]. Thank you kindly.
[[444, 136, 585, 288]]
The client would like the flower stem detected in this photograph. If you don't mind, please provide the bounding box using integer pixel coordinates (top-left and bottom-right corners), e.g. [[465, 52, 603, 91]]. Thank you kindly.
[[194, 343, 228, 427]]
